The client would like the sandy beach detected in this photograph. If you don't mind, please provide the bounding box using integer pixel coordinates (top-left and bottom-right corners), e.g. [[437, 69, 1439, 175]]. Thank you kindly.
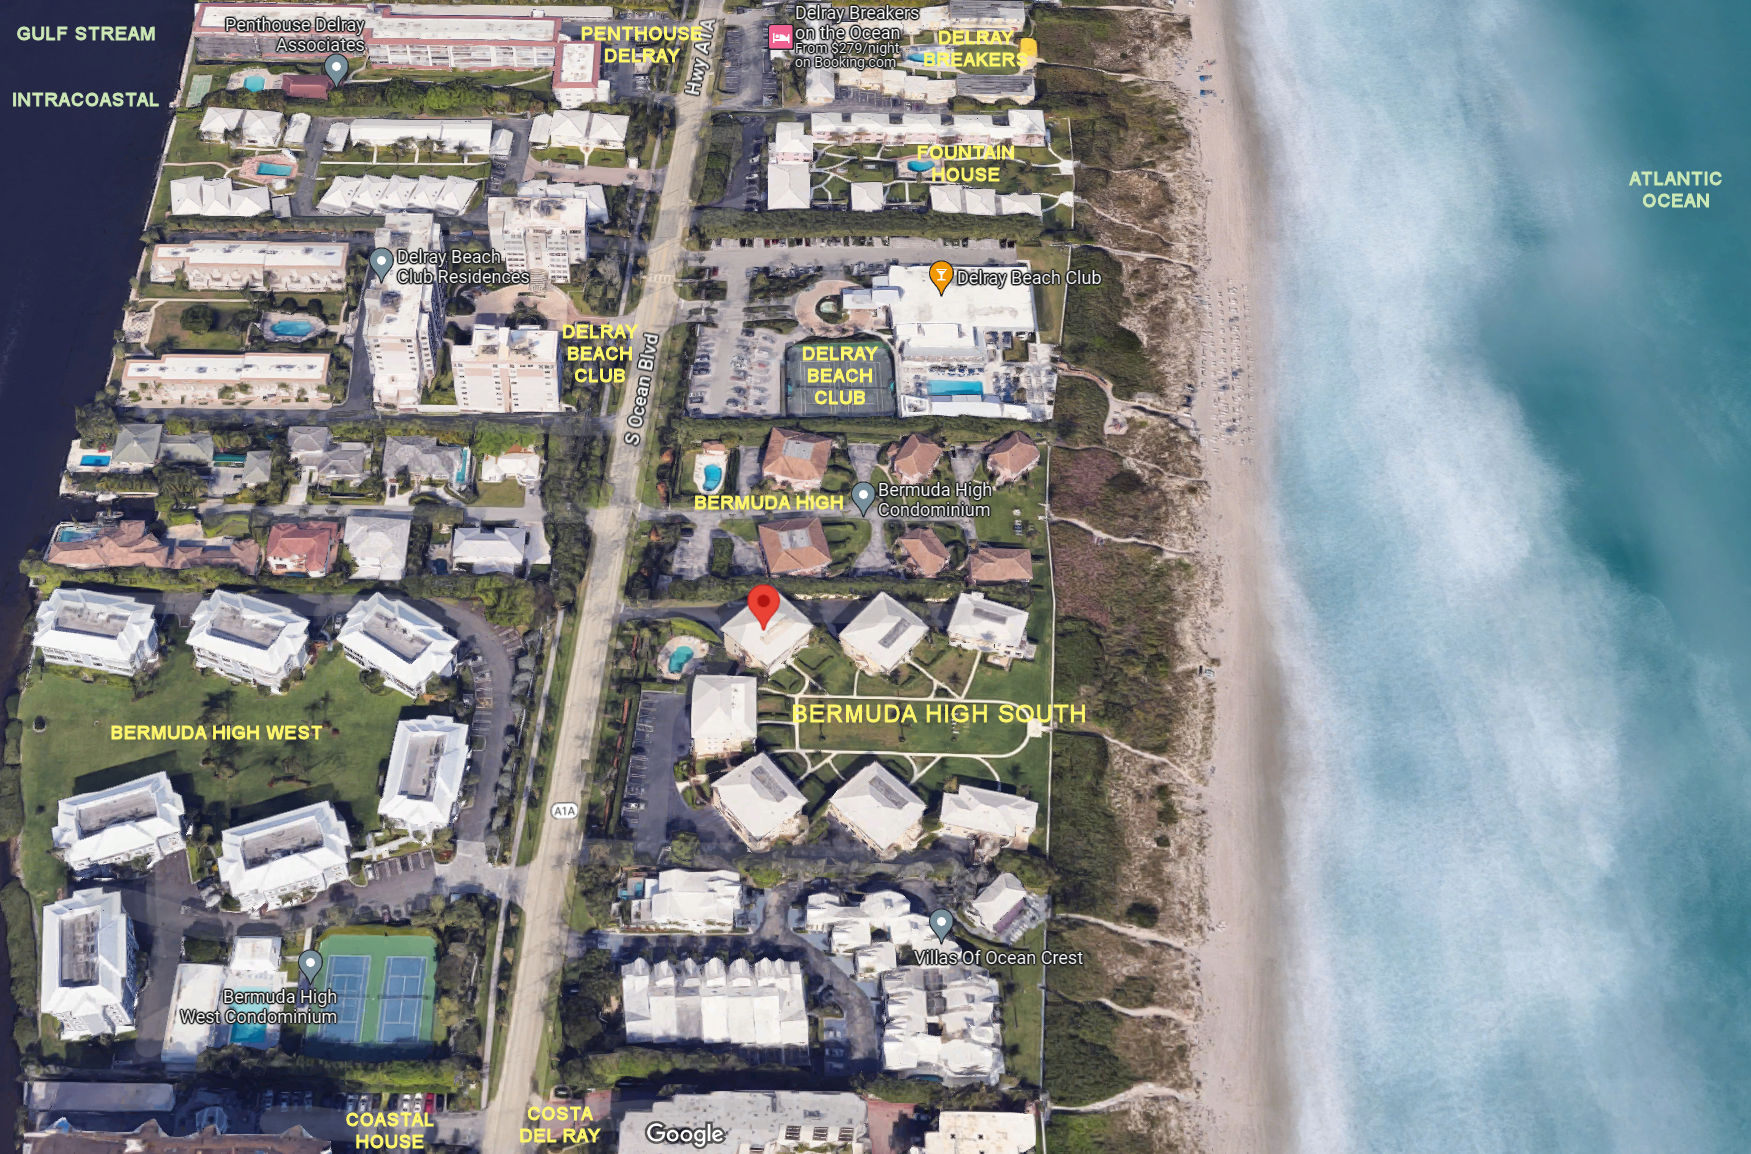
[[1176, 0, 1292, 1149]]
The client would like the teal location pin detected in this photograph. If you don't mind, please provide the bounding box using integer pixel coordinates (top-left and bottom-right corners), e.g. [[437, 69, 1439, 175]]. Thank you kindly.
[[851, 481, 876, 515], [368, 247, 395, 284], [324, 54, 350, 87], [928, 909, 954, 942]]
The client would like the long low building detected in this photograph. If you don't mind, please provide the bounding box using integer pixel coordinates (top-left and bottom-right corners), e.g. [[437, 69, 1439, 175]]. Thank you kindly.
[[121, 352, 330, 408], [622, 956, 809, 1050], [52, 773, 186, 875], [337, 117, 494, 152], [150, 241, 348, 292], [168, 177, 271, 218], [619, 1093, 868, 1154], [805, 110, 1046, 149], [216, 802, 351, 911], [628, 869, 745, 933]]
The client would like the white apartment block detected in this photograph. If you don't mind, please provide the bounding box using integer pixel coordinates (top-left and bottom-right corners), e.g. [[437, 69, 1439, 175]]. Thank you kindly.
[[216, 802, 351, 911], [379, 716, 469, 835], [628, 869, 745, 933], [33, 588, 158, 676], [188, 590, 310, 692], [622, 956, 809, 1050], [149, 242, 348, 292], [365, 213, 446, 410], [619, 1093, 869, 1154], [367, 13, 559, 70], [53, 773, 186, 874], [41, 890, 137, 1040], [121, 352, 331, 408], [486, 197, 590, 285], [338, 593, 458, 697], [804, 110, 1047, 150], [923, 1112, 1037, 1154], [452, 325, 561, 412]]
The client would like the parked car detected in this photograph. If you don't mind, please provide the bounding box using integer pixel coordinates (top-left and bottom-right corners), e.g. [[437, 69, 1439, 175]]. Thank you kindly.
[[425, 1093, 437, 1115]]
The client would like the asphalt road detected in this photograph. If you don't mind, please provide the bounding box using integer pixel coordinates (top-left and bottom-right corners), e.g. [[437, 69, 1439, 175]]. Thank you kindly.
[[480, 7, 728, 1145]]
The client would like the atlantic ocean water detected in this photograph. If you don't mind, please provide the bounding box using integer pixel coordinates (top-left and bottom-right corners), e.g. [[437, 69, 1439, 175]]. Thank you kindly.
[[1241, 0, 1751, 1150]]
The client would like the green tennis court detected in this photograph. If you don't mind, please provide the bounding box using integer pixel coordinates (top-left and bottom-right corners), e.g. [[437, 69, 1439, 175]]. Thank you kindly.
[[308, 932, 438, 1051]]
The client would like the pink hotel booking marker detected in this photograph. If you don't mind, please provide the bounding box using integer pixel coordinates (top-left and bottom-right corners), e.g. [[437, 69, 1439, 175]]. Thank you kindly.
[[748, 584, 780, 630], [768, 24, 794, 50]]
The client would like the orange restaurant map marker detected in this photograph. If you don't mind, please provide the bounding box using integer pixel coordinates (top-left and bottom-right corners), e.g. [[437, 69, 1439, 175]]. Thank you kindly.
[[929, 261, 954, 295]]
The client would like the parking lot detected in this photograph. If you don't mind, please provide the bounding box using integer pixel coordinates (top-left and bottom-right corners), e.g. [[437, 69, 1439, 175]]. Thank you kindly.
[[251, 1088, 444, 1145], [689, 317, 784, 417]]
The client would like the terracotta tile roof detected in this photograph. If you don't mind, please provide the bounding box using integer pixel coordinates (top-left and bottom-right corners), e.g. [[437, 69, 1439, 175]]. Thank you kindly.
[[888, 434, 942, 484], [264, 520, 341, 576], [895, 527, 951, 578], [985, 431, 1039, 482], [44, 521, 169, 570], [759, 516, 832, 575], [761, 427, 833, 486], [968, 545, 1033, 583]]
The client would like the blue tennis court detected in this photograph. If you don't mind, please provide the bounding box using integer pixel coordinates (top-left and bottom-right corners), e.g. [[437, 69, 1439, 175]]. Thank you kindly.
[[376, 956, 428, 1044], [313, 955, 369, 1044]]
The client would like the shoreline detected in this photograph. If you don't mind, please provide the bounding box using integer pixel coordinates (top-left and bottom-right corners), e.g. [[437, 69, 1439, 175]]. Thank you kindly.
[[1176, 0, 1293, 1149]]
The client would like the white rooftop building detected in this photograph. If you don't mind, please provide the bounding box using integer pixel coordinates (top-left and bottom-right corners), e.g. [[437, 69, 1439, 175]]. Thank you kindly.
[[691, 674, 757, 756], [40, 890, 136, 1040], [338, 593, 459, 697], [52, 773, 186, 874], [542, 109, 630, 152], [628, 869, 745, 933], [452, 325, 561, 413], [838, 593, 928, 675], [364, 213, 446, 409], [344, 514, 413, 581], [478, 448, 543, 488], [150, 241, 347, 292], [772, 120, 815, 163], [188, 590, 310, 692], [239, 108, 285, 147], [553, 39, 609, 108], [345, 117, 493, 153], [318, 172, 478, 216], [33, 588, 158, 677], [712, 753, 807, 850], [622, 956, 809, 1050], [963, 873, 1036, 943], [924, 1112, 1038, 1154], [487, 196, 591, 285], [802, 889, 955, 972], [199, 105, 243, 141], [452, 526, 531, 575], [850, 182, 886, 212], [162, 963, 226, 1069], [619, 1093, 868, 1154], [767, 162, 813, 210], [829, 761, 927, 857], [947, 593, 1035, 661], [938, 785, 1038, 848], [514, 180, 610, 223], [720, 592, 813, 669], [216, 802, 351, 911], [379, 716, 469, 834], [881, 964, 1005, 1084], [120, 351, 330, 407], [168, 177, 271, 218]]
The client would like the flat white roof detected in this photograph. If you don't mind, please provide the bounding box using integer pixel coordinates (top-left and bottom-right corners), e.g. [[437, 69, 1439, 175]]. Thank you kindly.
[[338, 593, 458, 692], [939, 784, 1037, 840], [52, 771, 184, 870], [35, 588, 156, 668], [380, 716, 468, 832], [216, 802, 349, 905], [188, 590, 309, 676]]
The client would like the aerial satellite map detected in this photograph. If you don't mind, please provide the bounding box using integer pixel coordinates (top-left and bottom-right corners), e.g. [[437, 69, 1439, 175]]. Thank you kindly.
[[1, 0, 1747, 1151]]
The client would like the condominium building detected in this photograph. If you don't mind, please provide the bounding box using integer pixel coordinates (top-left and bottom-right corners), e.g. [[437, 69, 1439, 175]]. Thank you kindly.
[[720, 591, 813, 669], [621, 957, 809, 1050], [880, 965, 1005, 1084], [33, 588, 158, 676], [451, 325, 561, 412], [120, 352, 331, 408], [486, 197, 590, 285], [553, 39, 608, 108], [378, 716, 468, 835], [187, 590, 310, 691], [829, 761, 927, 858], [149, 242, 348, 292], [619, 1093, 868, 1154], [923, 1112, 1038, 1154], [627, 869, 745, 933], [365, 13, 560, 71], [337, 593, 458, 697], [364, 213, 446, 409], [216, 802, 351, 911], [711, 754, 807, 850], [838, 593, 929, 675], [690, 675, 757, 756], [946, 593, 1035, 662], [52, 773, 186, 874], [41, 890, 137, 1040]]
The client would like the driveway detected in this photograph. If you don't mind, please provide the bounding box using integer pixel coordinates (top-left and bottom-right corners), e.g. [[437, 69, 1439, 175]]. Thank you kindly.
[[620, 690, 738, 861]]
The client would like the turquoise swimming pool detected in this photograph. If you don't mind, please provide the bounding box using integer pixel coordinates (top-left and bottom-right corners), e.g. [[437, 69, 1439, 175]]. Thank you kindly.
[[227, 988, 272, 1046], [702, 464, 723, 492], [79, 454, 110, 467], [929, 379, 983, 396], [271, 319, 314, 337], [907, 159, 935, 172], [244, 75, 265, 93], [667, 645, 695, 673], [257, 162, 292, 176], [455, 448, 472, 486]]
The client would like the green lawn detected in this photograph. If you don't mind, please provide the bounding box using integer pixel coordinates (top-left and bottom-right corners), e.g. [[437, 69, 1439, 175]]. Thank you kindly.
[[468, 478, 529, 507], [18, 648, 415, 911], [973, 460, 1049, 548], [977, 922, 1046, 1089]]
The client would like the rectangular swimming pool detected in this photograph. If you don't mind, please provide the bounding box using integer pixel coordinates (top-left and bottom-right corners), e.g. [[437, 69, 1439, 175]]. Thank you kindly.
[[257, 162, 293, 176], [928, 379, 984, 397]]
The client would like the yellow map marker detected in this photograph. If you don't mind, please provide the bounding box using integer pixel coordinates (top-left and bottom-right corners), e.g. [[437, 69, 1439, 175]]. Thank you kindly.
[[930, 261, 954, 294]]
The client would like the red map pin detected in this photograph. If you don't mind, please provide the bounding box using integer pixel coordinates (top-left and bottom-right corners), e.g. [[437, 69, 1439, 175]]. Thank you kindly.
[[748, 584, 780, 630]]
